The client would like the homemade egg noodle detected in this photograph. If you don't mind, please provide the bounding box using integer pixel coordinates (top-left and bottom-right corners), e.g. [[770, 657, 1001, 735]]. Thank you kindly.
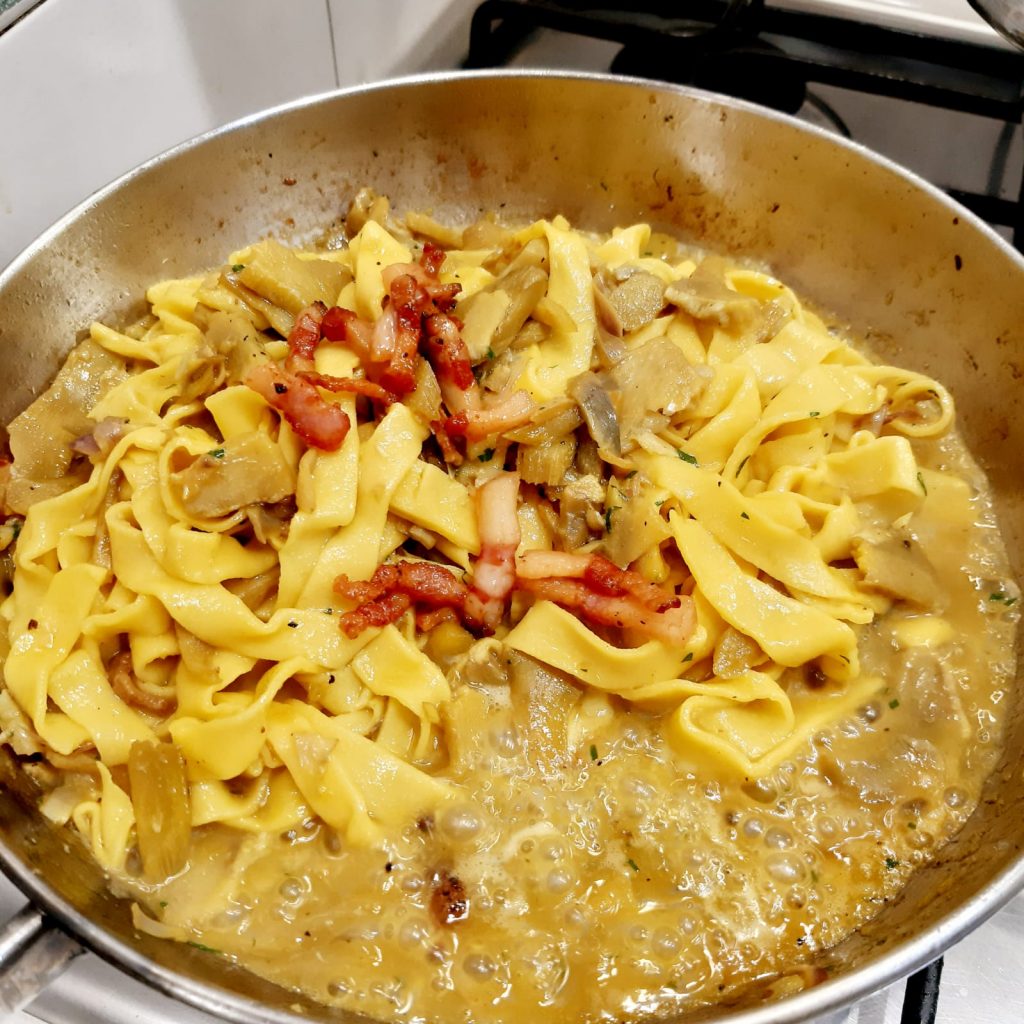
[[0, 192, 1016, 1022]]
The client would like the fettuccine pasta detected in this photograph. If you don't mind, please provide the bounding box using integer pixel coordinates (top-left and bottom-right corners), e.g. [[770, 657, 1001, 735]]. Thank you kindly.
[[0, 190, 1016, 1023]]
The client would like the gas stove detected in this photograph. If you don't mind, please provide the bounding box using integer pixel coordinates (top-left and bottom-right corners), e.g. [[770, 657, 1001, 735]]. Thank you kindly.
[[1, 2, 1022, 1023], [466, 0, 1024, 246]]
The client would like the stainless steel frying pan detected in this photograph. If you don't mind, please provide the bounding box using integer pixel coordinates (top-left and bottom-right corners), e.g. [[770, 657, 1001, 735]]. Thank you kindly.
[[0, 70, 1021, 1024]]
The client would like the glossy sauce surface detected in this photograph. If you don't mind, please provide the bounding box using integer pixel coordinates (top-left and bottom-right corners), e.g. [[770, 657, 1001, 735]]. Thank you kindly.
[[130, 431, 1017, 1024]]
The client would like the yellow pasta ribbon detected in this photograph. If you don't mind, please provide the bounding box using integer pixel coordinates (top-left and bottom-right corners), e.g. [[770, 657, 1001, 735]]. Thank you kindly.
[[665, 669, 883, 777], [669, 514, 858, 678], [517, 218, 596, 400]]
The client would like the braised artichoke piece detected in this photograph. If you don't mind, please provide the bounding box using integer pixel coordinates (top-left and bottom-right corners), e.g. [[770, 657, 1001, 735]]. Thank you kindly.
[[459, 264, 549, 361], [204, 310, 267, 385], [508, 400, 581, 486], [509, 653, 581, 776], [175, 431, 296, 518], [612, 337, 707, 442], [128, 740, 192, 882], [569, 372, 621, 456], [6, 339, 128, 514], [594, 270, 667, 337], [666, 256, 761, 326], [570, 337, 707, 454], [222, 240, 349, 337], [853, 536, 942, 608], [345, 186, 391, 239]]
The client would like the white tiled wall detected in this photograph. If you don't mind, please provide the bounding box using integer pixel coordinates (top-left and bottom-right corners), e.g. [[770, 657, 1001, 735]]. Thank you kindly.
[[0, 0, 475, 271]]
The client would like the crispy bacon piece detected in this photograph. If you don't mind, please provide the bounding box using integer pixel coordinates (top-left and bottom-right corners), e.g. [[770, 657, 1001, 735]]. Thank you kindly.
[[420, 242, 446, 278], [338, 591, 412, 638], [430, 869, 469, 926], [286, 301, 328, 370], [426, 282, 461, 312], [245, 362, 351, 451], [423, 312, 474, 391], [514, 551, 693, 646], [396, 561, 471, 607], [320, 305, 373, 360], [415, 607, 459, 632], [583, 554, 681, 613], [430, 418, 463, 467], [444, 390, 535, 442], [297, 371, 397, 408], [464, 472, 521, 632], [517, 576, 695, 647], [380, 255, 459, 311], [334, 563, 400, 604], [383, 274, 427, 394], [334, 561, 470, 637]]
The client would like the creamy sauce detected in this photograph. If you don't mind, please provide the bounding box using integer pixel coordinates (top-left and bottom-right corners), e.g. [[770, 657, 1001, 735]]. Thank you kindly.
[[5, 211, 1016, 1024], [132, 434, 1017, 1024]]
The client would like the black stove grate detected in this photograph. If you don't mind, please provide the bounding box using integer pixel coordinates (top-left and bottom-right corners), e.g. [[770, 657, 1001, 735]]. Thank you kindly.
[[904, 957, 944, 1024], [465, 0, 1024, 247]]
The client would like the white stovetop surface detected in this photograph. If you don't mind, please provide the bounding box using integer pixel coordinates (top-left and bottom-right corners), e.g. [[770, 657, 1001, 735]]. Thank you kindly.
[[777, 0, 1010, 45], [0, 1, 1019, 1022]]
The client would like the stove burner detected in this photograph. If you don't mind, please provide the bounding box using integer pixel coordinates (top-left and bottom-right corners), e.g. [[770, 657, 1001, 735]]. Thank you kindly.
[[466, 0, 1024, 248]]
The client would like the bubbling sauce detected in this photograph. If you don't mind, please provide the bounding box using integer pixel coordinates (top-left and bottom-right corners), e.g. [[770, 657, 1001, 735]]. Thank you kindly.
[[137, 437, 1016, 1024]]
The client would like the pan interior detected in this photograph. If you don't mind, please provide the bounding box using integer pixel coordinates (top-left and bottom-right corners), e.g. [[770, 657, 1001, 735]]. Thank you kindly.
[[0, 72, 1021, 1024]]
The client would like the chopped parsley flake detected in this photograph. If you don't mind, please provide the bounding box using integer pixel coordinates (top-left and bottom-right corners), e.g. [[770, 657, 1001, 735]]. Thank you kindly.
[[159, 900, 169, 909], [627, 857, 640, 873], [287, 620, 299, 629], [486, 346, 495, 361], [8, 519, 21, 540], [990, 592, 1018, 606], [589, 744, 598, 761], [682, 652, 694, 663], [884, 857, 899, 870], [735, 455, 750, 477], [917, 471, 928, 495], [907, 821, 917, 829], [740, 511, 750, 520], [187, 941, 221, 954], [889, 698, 900, 709], [230, 263, 245, 273], [207, 447, 225, 459], [478, 448, 496, 463], [654, 499, 667, 508], [809, 410, 820, 418], [604, 506, 620, 532], [676, 450, 698, 466]]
